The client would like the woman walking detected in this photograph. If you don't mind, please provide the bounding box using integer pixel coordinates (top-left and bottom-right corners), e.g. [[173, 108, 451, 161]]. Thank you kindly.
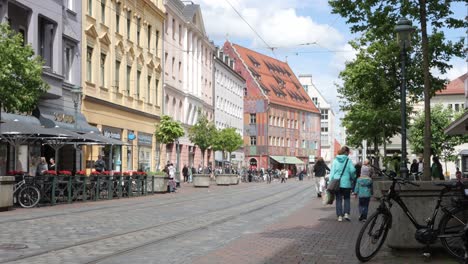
[[313, 157, 330, 198], [329, 146, 356, 222]]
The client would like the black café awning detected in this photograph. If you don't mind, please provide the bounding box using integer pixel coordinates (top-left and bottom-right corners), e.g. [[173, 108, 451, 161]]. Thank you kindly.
[[33, 107, 99, 133]]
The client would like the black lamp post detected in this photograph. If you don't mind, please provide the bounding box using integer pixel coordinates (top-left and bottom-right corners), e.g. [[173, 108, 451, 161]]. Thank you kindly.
[[71, 86, 82, 174], [395, 17, 415, 179]]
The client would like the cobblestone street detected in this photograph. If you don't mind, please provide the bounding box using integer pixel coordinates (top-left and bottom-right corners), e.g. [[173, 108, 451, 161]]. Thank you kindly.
[[0, 180, 456, 264]]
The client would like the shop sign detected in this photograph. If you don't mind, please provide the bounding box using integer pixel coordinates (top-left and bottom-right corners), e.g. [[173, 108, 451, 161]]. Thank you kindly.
[[102, 126, 122, 140], [53, 112, 75, 124], [138, 132, 153, 146]]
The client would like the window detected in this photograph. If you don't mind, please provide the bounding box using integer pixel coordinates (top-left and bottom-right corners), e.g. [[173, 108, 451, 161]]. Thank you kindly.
[[250, 136, 257, 146], [287, 138, 290, 147], [147, 75, 151, 103], [115, 60, 120, 87], [295, 140, 298, 148], [244, 87, 247, 96], [250, 113, 256, 124], [321, 109, 328, 120], [100, 53, 106, 87], [136, 70, 141, 98], [147, 25, 152, 48], [100, 0, 105, 23], [269, 115, 272, 125], [312, 97, 318, 105], [86, 46, 93, 82], [172, 19, 175, 39], [455, 104, 460, 111], [155, 79, 159, 105], [126, 65, 131, 94], [63, 42, 74, 82], [321, 127, 328, 132], [38, 16, 56, 69], [302, 121, 305, 131], [67, 0, 74, 11], [115, 3, 120, 33], [155, 30, 159, 54], [302, 140, 306, 148], [178, 61, 182, 76], [287, 119, 290, 128], [171, 57, 175, 74], [448, 104, 452, 110], [178, 24, 182, 43], [126, 11, 131, 40], [137, 18, 141, 46], [87, 0, 92, 16]]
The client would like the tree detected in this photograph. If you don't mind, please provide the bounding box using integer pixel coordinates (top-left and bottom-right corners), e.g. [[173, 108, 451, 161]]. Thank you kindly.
[[0, 23, 48, 119], [329, 0, 466, 180], [188, 111, 216, 169], [213, 128, 243, 168], [154, 115, 184, 170], [409, 105, 467, 175]]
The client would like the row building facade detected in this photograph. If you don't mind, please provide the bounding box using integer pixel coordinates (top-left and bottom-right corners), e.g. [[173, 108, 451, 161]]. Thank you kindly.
[[223, 42, 321, 173]]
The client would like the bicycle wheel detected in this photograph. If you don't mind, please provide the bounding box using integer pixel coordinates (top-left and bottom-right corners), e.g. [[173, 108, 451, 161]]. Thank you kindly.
[[18, 186, 40, 208], [355, 210, 392, 262], [439, 206, 468, 260]]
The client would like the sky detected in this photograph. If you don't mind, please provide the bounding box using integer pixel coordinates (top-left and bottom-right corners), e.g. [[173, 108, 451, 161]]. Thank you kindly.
[[197, 0, 467, 141]]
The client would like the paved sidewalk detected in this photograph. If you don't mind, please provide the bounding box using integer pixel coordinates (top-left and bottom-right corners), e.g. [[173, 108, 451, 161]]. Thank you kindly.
[[193, 196, 457, 264]]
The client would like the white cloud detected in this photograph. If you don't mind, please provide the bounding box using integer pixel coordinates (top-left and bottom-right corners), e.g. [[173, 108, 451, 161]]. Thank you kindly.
[[199, 0, 344, 49]]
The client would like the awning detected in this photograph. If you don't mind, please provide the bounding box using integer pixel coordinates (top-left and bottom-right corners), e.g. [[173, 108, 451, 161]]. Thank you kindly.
[[445, 111, 468, 135], [270, 156, 304, 164], [80, 131, 129, 145], [1, 112, 42, 126], [33, 107, 99, 133]]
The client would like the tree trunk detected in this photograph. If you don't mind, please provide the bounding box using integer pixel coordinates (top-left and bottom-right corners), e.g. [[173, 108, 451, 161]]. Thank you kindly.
[[156, 143, 161, 171], [201, 149, 205, 170], [374, 136, 379, 168], [419, 0, 432, 181]]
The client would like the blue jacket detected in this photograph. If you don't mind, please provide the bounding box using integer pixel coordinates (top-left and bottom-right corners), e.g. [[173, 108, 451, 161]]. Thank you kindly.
[[329, 155, 356, 189], [354, 177, 373, 198]]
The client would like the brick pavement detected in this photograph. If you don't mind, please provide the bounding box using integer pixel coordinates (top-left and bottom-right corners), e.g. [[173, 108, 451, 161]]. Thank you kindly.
[[193, 196, 458, 264]]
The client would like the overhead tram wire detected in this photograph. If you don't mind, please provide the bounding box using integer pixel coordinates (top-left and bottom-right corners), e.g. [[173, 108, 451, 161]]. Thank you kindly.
[[223, 0, 278, 58]]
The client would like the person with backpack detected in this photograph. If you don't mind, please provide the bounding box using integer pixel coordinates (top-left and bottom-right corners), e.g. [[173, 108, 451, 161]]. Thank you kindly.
[[329, 146, 356, 222], [354, 160, 373, 222]]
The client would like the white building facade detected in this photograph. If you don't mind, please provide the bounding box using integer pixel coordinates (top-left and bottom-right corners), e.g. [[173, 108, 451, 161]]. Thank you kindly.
[[213, 47, 245, 168], [299, 74, 335, 164], [163, 0, 215, 169]]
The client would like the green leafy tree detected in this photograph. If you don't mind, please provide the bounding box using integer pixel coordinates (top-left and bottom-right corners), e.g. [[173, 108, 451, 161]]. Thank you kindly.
[[213, 127, 244, 168], [329, 0, 466, 180], [409, 105, 467, 175], [154, 115, 184, 170], [0, 23, 48, 116], [188, 111, 216, 168]]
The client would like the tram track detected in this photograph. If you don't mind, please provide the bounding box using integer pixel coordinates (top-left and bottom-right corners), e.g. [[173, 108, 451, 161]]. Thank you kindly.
[[1, 184, 311, 264], [0, 182, 280, 224]]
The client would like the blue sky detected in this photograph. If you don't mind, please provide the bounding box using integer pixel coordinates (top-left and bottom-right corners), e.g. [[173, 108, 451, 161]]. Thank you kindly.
[[198, 0, 467, 140]]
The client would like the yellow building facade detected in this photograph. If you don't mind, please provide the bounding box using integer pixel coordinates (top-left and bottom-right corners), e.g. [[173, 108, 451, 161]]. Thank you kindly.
[[82, 0, 165, 172]]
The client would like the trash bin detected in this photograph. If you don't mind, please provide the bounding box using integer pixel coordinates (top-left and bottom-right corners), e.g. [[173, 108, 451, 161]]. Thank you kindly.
[[0, 176, 15, 211]]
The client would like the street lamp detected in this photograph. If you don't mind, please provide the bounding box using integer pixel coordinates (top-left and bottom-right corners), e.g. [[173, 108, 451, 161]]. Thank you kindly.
[[395, 17, 415, 179], [175, 139, 181, 187], [71, 86, 82, 175]]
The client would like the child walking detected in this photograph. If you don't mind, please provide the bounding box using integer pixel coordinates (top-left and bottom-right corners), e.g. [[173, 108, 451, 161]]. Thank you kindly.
[[354, 161, 373, 222]]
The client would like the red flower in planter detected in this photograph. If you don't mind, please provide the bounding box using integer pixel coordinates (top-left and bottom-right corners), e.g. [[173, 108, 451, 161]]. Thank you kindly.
[[45, 170, 57, 175], [75, 170, 86, 176], [123, 171, 132, 176], [7, 170, 25, 176], [58, 170, 72, 176], [135, 171, 147, 176], [113, 171, 122, 176], [90, 171, 101, 176], [102, 171, 111, 176]]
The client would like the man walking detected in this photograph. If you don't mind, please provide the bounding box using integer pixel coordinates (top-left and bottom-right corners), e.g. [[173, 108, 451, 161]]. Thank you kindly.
[[182, 164, 189, 182]]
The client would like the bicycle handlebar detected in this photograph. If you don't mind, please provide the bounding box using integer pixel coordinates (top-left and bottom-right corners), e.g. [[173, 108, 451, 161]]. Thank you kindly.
[[370, 164, 420, 187]]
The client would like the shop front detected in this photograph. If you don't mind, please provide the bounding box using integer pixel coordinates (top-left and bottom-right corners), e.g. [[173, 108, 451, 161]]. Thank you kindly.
[[137, 132, 153, 172], [102, 126, 123, 172]]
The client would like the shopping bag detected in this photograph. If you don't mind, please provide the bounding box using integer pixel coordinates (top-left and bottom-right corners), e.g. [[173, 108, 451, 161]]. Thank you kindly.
[[322, 190, 335, 205]]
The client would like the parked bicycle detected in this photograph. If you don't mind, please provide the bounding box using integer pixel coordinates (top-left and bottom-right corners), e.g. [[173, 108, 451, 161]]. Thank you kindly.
[[355, 166, 468, 262], [13, 174, 41, 208]]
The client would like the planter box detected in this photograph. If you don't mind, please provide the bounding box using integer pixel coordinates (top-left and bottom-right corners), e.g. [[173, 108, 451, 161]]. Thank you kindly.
[[193, 174, 210, 187], [373, 180, 462, 249], [0, 176, 15, 211], [216, 175, 231, 185], [229, 174, 239, 185], [152, 176, 170, 193]]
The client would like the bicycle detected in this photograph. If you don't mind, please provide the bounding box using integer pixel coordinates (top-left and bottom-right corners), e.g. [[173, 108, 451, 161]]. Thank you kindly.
[[13, 174, 41, 208], [355, 166, 468, 262]]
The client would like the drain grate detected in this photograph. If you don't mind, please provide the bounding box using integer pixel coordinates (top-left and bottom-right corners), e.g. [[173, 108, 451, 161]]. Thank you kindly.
[[0, 243, 28, 250]]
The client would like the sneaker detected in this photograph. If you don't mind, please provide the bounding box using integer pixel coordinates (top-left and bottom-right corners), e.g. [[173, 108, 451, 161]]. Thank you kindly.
[[361, 219, 366, 222], [344, 213, 351, 221], [317, 193, 322, 198], [338, 216, 343, 222]]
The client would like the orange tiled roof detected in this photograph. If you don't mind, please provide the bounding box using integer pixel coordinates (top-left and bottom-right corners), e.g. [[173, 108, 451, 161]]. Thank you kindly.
[[436, 73, 467, 95], [232, 44, 320, 113]]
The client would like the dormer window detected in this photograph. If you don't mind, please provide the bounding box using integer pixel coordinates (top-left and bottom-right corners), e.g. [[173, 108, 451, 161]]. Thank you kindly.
[[248, 55, 260, 68]]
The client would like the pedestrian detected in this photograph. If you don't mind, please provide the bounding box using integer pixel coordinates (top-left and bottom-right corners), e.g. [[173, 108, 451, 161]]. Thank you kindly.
[[354, 160, 373, 222], [36, 157, 48, 176], [431, 156, 444, 180], [418, 156, 424, 174], [182, 164, 188, 182], [330, 146, 356, 222], [456, 167, 462, 180], [313, 157, 330, 198], [280, 169, 286, 183], [167, 163, 176, 192], [352, 161, 362, 194], [94, 155, 106, 172], [410, 159, 418, 174], [49, 158, 56, 171], [188, 165, 193, 183]]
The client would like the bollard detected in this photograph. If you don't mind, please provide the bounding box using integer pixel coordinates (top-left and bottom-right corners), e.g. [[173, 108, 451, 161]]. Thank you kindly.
[[151, 176, 155, 194], [95, 176, 100, 201], [107, 176, 112, 200], [127, 176, 132, 197]]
